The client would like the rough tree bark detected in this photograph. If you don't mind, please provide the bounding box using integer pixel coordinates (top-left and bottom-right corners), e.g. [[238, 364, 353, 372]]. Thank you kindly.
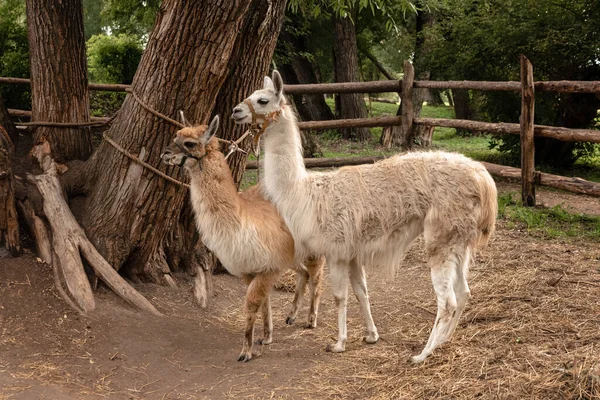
[[332, 14, 370, 141], [26, 0, 93, 161], [0, 126, 20, 256], [213, 0, 288, 186], [165, 0, 288, 305], [82, 1, 252, 283]]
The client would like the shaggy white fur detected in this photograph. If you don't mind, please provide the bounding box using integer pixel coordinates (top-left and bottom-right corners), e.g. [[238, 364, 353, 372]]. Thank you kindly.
[[233, 71, 497, 363]]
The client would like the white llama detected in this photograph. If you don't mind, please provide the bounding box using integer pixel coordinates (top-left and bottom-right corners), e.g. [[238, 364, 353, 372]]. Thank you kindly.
[[232, 72, 497, 363], [161, 116, 325, 362]]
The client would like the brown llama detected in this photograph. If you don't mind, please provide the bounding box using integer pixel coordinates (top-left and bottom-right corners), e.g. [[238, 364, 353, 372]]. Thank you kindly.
[[161, 116, 325, 362]]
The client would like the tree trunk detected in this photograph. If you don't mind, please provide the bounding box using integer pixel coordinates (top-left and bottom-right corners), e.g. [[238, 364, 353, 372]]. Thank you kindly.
[[83, 0, 252, 283], [332, 15, 370, 141], [277, 26, 334, 123], [452, 89, 473, 136], [0, 126, 20, 256], [26, 0, 93, 162], [382, 6, 435, 148], [163, 0, 287, 304], [213, 0, 287, 187]]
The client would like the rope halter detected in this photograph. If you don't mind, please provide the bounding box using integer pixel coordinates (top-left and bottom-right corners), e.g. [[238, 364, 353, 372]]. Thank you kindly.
[[243, 99, 282, 144], [173, 141, 205, 168]]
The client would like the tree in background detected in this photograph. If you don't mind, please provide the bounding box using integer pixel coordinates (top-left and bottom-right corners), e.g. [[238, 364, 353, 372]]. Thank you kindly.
[[275, 13, 334, 124], [26, 0, 93, 161], [283, 0, 421, 142], [425, 0, 600, 167], [333, 7, 372, 141]]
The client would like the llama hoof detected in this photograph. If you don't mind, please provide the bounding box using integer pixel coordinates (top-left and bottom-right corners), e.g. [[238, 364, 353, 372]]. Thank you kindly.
[[237, 352, 252, 362], [363, 332, 379, 344], [257, 337, 273, 345], [285, 316, 296, 325], [304, 322, 316, 329], [408, 354, 427, 364], [325, 343, 345, 353]]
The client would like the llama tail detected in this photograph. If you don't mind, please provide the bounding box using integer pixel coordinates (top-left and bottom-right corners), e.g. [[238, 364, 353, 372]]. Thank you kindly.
[[474, 168, 498, 249]]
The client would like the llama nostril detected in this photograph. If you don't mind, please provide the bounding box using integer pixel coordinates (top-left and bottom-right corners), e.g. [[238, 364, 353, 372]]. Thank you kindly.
[[233, 107, 242, 114]]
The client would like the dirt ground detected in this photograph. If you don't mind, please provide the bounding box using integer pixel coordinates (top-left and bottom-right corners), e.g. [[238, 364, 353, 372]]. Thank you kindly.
[[1, 184, 599, 399]]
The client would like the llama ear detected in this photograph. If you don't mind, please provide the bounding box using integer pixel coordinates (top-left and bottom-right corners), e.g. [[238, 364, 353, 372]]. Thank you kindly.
[[201, 115, 219, 145], [272, 70, 283, 97], [179, 110, 191, 127], [264, 76, 274, 91]]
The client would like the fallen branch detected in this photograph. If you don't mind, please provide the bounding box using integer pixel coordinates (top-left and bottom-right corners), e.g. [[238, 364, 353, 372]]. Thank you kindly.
[[29, 154, 161, 315], [17, 199, 52, 264]]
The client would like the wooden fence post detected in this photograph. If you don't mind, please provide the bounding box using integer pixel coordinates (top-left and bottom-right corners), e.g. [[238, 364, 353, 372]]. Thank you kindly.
[[401, 60, 415, 147], [520, 55, 536, 206]]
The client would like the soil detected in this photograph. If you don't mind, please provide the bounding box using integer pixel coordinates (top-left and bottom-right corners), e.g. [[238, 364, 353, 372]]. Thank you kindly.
[[1, 185, 599, 399]]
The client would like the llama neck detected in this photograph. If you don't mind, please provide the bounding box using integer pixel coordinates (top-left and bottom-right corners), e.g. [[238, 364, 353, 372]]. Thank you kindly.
[[186, 151, 241, 235], [262, 108, 308, 196]]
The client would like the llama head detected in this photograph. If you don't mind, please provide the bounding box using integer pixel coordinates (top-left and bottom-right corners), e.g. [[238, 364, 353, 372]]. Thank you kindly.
[[232, 70, 285, 133], [161, 115, 220, 168]]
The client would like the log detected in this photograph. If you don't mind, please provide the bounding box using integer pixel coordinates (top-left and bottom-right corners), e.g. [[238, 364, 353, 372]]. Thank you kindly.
[[414, 118, 600, 143], [414, 80, 521, 91], [3, 76, 600, 94], [0, 127, 20, 255], [285, 80, 401, 95], [481, 162, 600, 197], [29, 157, 161, 315], [8, 109, 110, 123], [246, 155, 385, 169], [17, 199, 52, 264], [246, 156, 600, 197], [414, 80, 600, 93], [520, 55, 536, 206], [297, 116, 401, 131]]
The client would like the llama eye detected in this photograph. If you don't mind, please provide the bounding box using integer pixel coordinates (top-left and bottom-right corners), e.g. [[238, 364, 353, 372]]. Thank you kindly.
[[257, 98, 269, 105], [184, 142, 195, 149]]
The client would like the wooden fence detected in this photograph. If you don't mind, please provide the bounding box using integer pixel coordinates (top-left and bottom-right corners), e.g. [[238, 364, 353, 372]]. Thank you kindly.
[[3, 55, 600, 203]]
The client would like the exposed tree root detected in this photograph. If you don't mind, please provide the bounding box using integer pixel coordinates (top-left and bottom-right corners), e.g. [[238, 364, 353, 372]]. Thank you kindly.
[[52, 251, 86, 316], [29, 153, 161, 315], [17, 199, 52, 264]]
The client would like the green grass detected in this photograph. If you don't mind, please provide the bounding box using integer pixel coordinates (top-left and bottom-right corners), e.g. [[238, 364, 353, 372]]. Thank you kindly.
[[497, 192, 600, 239], [320, 99, 499, 160]]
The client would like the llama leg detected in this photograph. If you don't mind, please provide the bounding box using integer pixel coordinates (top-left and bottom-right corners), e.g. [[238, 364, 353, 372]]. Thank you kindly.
[[305, 256, 325, 329], [409, 253, 459, 364], [349, 259, 379, 344], [447, 248, 472, 336], [325, 262, 349, 353], [258, 294, 273, 345], [286, 267, 308, 325], [238, 274, 271, 362]]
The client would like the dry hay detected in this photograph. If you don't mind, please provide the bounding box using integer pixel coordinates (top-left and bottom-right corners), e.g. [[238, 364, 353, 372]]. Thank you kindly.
[[304, 223, 600, 399], [275, 270, 297, 292]]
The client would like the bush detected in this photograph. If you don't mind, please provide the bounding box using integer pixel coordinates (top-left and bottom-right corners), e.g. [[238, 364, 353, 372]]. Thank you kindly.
[[0, 0, 30, 109], [87, 34, 143, 116], [87, 33, 143, 84]]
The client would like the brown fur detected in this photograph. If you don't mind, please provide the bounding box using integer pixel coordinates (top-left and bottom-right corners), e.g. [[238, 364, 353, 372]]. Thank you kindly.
[[162, 124, 325, 362]]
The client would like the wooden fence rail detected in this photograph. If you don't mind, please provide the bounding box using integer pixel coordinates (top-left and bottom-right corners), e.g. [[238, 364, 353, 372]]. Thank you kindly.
[[3, 76, 600, 94], [3, 56, 600, 202]]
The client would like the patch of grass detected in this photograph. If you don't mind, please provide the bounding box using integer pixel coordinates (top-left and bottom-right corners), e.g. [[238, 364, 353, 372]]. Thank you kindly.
[[497, 192, 600, 239]]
